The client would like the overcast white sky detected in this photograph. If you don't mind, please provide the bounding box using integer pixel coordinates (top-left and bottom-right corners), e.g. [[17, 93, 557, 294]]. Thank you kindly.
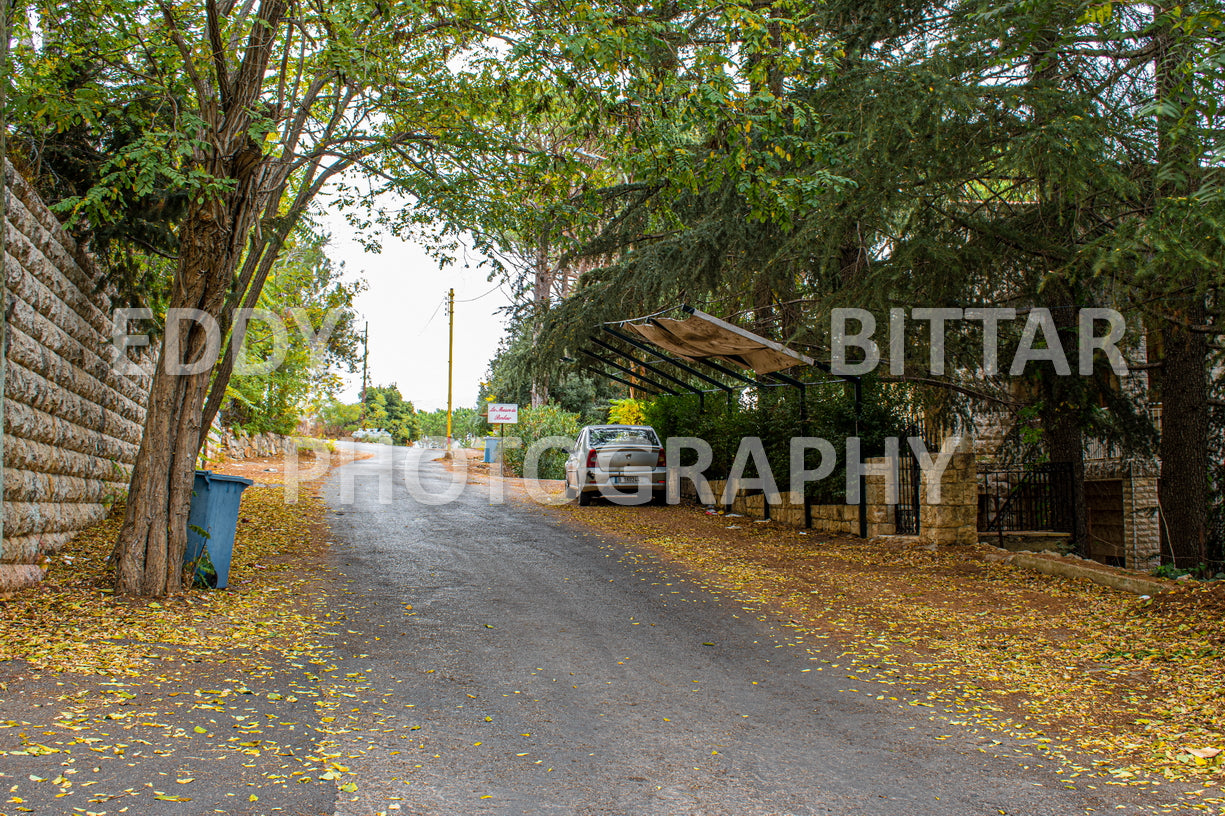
[[320, 212, 516, 413]]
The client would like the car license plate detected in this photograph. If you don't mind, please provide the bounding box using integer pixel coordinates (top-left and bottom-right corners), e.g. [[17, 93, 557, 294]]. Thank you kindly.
[[612, 476, 640, 485]]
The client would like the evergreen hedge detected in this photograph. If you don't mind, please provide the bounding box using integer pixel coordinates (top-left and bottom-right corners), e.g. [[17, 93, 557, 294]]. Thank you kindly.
[[644, 378, 907, 503]]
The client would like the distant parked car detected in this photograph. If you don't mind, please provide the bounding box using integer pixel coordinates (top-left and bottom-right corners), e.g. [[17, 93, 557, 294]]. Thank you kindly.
[[565, 424, 666, 506]]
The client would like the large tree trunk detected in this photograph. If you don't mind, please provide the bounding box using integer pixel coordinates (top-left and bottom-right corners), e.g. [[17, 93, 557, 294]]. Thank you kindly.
[[1158, 312, 1210, 566], [115, 182, 265, 595], [115, 358, 210, 596], [1151, 7, 1210, 567], [530, 235, 551, 407], [113, 0, 288, 596]]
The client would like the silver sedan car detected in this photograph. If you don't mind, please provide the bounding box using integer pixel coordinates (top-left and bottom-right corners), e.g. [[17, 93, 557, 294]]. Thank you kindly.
[[564, 424, 666, 506]]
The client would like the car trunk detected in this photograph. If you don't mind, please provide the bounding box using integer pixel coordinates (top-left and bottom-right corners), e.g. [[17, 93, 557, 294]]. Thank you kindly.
[[596, 445, 659, 473]]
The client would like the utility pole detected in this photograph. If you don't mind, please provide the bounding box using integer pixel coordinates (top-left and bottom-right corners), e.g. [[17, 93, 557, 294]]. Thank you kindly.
[[446, 288, 455, 452], [359, 321, 368, 427], [360, 321, 369, 395]]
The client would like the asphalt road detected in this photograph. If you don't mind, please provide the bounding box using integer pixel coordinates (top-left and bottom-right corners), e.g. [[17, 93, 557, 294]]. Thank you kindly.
[[321, 444, 1149, 816]]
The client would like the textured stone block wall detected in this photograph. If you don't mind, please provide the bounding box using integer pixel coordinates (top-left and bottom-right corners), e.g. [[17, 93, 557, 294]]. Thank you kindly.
[[1122, 471, 1160, 570], [2, 161, 152, 592], [919, 452, 978, 545], [216, 429, 292, 460]]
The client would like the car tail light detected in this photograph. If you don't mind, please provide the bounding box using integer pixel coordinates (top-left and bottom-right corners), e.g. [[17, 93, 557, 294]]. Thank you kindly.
[[656, 448, 666, 467], [586, 449, 598, 468]]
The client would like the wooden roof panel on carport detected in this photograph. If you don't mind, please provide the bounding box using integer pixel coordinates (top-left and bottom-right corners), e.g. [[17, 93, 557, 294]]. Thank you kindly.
[[624, 310, 815, 375]]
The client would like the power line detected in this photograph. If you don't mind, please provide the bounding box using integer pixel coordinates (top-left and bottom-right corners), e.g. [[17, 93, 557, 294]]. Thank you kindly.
[[417, 295, 447, 336], [456, 282, 505, 303]]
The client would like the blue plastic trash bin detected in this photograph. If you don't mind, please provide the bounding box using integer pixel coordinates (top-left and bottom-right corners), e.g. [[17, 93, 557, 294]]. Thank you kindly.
[[483, 437, 502, 463], [185, 470, 254, 589]]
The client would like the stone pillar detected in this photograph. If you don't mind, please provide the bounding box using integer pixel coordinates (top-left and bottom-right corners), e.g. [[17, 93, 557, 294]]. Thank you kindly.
[[864, 457, 897, 537], [1123, 468, 1160, 570], [919, 452, 978, 545]]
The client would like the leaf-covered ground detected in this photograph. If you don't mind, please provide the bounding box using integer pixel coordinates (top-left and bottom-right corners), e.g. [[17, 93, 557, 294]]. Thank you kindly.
[[0, 486, 327, 677], [552, 499, 1225, 813], [0, 451, 372, 814]]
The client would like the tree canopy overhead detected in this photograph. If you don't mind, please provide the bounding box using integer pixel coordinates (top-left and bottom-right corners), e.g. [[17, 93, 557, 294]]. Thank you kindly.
[[4, 0, 1223, 587], [458, 0, 1225, 565], [6, 0, 548, 595]]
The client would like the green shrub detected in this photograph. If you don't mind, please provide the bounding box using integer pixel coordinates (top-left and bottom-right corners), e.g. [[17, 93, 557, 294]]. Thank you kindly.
[[295, 437, 336, 455], [643, 377, 907, 503], [501, 404, 583, 481]]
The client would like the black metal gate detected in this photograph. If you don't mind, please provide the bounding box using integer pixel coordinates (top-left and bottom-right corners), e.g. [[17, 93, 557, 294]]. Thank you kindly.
[[978, 463, 1075, 534], [894, 428, 923, 535]]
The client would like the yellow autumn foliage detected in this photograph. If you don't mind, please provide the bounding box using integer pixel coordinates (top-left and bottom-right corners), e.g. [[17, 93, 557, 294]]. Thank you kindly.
[[608, 398, 649, 426]]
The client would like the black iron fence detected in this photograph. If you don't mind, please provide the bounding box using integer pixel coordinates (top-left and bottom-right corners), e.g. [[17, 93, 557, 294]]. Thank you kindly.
[[894, 422, 927, 535], [978, 463, 1075, 534], [895, 453, 921, 535]]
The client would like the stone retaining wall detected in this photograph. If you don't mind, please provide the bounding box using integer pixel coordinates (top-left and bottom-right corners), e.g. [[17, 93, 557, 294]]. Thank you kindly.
[[217, 429, 293, 460], [2, 160, 153, 593]]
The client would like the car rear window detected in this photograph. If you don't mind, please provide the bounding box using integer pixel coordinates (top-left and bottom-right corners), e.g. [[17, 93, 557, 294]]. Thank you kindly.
[[589, 428, 660, 447]]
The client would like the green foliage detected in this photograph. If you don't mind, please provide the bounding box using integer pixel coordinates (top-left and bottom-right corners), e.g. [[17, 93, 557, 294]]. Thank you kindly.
[[222, 234, 364, 435], [189, 546, 218, 590], [644, 380, 908, 503], [549, 375, 619, 426], [6, 0, 542, 314], [418, 407, 487, 443], [317, 401, 365, 437], [500, 405, 583, 481], [1152, 563, 1225, 581], [7, 0, 193, 306], [362, 385, 422, 445], [297, 437, 337, 455], [1152, 564, 1191, 580], [467, 0, 1218, 488]]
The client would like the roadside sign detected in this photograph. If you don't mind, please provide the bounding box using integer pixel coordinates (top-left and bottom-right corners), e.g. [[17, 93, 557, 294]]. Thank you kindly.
[[488, 403, 519, 424]]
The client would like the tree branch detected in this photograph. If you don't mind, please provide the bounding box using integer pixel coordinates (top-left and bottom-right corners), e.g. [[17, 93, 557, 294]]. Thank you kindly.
[[156, 0, 212, 110], [206, 0, 232, 107], [879, 374, 1021, 407], [226, 0, 289, 131]]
